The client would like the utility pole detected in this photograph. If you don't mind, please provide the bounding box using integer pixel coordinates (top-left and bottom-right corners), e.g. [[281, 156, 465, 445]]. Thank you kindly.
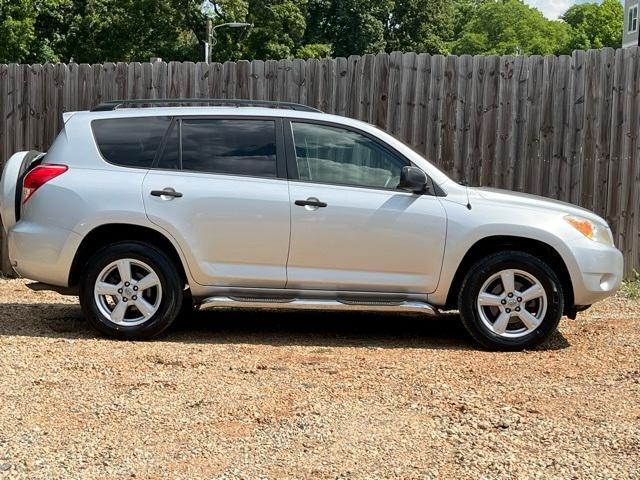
[[205, 18, 212, 63]]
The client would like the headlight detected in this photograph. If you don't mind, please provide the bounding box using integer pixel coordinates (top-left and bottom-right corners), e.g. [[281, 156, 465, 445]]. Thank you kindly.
[[564, 215, 614, 246]]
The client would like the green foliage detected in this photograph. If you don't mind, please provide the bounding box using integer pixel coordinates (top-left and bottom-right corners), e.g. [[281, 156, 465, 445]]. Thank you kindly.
[[562, 0, 623, 51], [0, 0, 631, 64], [620, 270, 640, 300], [296, 43, 331, 59], [0, 0, 36, 63], [239, 0, 306, 61], [451, 0, 571, 56], [385, 0, 455, 54], [303, 0, 390, 57]]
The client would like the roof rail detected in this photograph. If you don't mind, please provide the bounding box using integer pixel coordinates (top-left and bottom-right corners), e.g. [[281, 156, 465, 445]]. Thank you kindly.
[[90, 98, 322, 113]]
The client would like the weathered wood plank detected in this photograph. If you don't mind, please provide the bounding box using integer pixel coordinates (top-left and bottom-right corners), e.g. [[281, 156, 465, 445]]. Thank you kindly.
[[616, 48, 638, 274], [411, 53, 431, 157], [236, 60, 250, 99], [494, 56, 515, 188], [372, 53, 389, 130], [606, 49, 627, 240], [580, 49, 600, 210], [566, 50, 586, 204], [440, 55, 459, 177], [550, 55, 571, 200], [537, 56, 555, 197], [524, 55, 544, 194], [346, 55, 361, 119], [358, 54, 375, 123], [399, 52, 417, 145], [592, 48, 615, 217], [250, 59, 265, 100], [386, 52, 403, 138], [509, 55, 529, 191], [479, 56, 500, 187], [426, 55, 445, 169], [454, 54, 473, 183], [332, 57, 348, 116]]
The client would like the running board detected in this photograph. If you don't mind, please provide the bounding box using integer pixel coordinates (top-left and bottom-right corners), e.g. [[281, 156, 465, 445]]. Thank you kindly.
[[199, 296, 439, 315]]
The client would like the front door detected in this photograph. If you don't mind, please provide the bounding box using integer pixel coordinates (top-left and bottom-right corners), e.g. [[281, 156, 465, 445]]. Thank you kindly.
[[143, 117, 290, 288], [284, 121, 447, 293]]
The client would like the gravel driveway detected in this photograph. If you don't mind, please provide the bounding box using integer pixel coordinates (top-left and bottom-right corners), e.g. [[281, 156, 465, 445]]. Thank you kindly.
[[0, 279, 638, 479]]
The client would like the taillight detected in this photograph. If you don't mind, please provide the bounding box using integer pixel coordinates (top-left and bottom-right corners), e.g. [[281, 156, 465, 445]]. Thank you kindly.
[[22, 165, 68, 204]]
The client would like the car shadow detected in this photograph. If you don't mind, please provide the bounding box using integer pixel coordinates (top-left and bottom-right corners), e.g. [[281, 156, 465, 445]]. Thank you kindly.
[[0, 302, 571, 351]]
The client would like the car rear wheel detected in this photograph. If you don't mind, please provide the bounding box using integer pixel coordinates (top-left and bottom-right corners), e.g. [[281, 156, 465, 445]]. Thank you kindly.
[[80, 242, 183, 340], [458, 251, 564, 350]]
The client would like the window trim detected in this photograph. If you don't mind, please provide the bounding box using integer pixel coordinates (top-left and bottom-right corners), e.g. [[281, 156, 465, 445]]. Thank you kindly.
[[629, 4, 638, 34], [151, 115, 287, 180], [283, 118, 438, 195]]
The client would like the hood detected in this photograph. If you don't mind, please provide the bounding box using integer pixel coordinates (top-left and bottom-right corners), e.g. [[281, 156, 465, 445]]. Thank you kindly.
[[470, 186, 606, 224]]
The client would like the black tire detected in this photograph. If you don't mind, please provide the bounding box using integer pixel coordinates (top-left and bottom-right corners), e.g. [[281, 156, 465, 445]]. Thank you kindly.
[[458, 251, 564, 351], [79, 241, 183, 340], [177, 289, 198, 320]]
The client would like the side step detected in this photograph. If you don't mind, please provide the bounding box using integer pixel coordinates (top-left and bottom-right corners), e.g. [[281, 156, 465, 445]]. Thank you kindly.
[[199, 296, 439, 315]]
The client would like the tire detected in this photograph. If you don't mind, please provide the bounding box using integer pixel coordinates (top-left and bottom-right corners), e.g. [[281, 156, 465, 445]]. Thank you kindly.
[[79, 241, 183, 340], [177, 289, 198, 320], [458, 251, 564, 351]]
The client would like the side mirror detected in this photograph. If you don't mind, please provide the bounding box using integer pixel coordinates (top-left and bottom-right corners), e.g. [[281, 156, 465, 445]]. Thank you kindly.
[[398, 166, 428, 193]]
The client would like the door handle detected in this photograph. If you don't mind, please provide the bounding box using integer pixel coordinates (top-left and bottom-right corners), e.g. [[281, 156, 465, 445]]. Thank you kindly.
[[295, 199, 327, 208], [151, 189, 183, 198]]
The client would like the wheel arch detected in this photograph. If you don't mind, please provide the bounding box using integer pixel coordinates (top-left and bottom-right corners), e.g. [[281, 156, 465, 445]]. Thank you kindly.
[[68, 223, 189, 288], [444, 235, 574, 315]]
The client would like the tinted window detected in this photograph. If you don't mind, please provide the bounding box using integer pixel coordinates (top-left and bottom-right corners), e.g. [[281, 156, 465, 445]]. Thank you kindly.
[[157, 121, 179, 170], [291, 122, 407, 189], [181, 119, 277, 177], [92, 117, 171, 168]]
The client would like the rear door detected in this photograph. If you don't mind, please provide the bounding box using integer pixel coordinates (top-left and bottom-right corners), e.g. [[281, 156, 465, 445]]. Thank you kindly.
[[143, 117, 291, 288]]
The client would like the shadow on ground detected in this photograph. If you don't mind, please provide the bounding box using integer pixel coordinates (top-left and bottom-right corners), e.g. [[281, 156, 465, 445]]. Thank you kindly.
[[0, 302, 570, 351]]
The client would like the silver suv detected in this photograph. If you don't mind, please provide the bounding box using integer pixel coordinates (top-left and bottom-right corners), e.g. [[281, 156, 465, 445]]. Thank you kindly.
[[0, 99, 623, 349]]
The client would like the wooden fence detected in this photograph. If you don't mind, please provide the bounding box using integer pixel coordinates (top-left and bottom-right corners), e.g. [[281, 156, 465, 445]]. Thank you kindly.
[[1, 48, 639, 277]]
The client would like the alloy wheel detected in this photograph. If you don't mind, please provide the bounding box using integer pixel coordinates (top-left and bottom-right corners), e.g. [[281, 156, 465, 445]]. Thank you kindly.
[[93, 258, 163, 326], [475, 268, 547, 338]]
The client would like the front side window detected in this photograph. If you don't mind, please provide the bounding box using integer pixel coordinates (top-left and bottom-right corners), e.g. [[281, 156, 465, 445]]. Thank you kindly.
[[291, 122, 407, 189], [92, 116, 171, 168], [180, 119, 277, 177], [629, 5, 638, 33]]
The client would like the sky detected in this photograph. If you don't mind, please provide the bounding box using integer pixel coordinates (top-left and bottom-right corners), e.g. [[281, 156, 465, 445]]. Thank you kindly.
[[524, 0, 613, 19]]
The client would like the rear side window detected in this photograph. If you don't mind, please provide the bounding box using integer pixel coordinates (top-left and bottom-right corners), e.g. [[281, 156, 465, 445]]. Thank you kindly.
[[180, 119, 277, 177], [92, 117, 171, 168]]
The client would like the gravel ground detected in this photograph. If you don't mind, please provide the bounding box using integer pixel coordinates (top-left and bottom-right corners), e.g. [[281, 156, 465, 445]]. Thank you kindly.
[[0, 278, 638, 479]]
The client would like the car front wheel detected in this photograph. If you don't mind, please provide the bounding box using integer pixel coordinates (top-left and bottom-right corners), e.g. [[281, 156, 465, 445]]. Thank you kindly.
[[458, 251, 564, 350], [79, 242, 183, 340]]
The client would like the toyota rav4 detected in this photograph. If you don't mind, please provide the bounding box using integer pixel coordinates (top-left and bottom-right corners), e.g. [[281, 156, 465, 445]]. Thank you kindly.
[[0, 99, 624, 350]]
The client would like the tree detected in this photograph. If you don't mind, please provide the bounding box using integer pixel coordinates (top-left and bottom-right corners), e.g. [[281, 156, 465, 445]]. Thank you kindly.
[[296, 43, 331, 58], [451, 0, 570, 56], [561, 0, 622, 51], [303, 0, 389, 57], [239, 0, 306, 60], [0, 0, 72, 63], [0, 0, 626, 65], [58, 0, 202, 63], [385, 0, 455, 54], [0, 0, 35, 63]]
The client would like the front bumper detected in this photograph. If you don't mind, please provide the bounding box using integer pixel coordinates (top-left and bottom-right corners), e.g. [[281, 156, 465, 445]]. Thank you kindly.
[[8, 221, 82, 287], [566, 237, 624, 306]]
